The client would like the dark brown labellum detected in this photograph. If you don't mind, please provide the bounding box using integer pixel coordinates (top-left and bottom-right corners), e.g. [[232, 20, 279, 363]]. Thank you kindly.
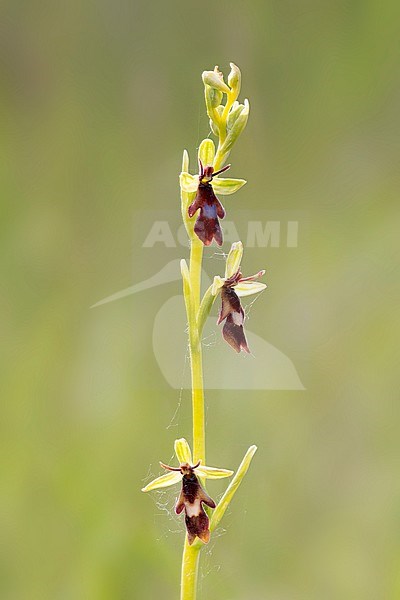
[[162, 461, 216, 544], [218, 286, 250, 353]]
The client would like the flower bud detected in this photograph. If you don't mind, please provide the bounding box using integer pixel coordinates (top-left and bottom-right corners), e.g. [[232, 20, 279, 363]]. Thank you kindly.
[[208, 86, 223, 108], [221, 99, 249, 153], [202, 68, 230, 94], [209, 118, 219, 136], [227, 102, 245, 131], [228, 62, 241, 95]]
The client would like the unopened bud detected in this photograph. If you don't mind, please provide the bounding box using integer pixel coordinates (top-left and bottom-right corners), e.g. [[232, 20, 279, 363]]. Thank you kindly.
[[222, 99, 250, 153], [209, 86, 223, 108], [202, 68, 230, 94], [227, 102, 245, 131], [210, 118, 219, 136], [228, 62, 241, 95]]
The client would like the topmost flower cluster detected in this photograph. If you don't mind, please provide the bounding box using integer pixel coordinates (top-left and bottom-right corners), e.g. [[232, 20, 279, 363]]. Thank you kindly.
[[202, 64, 249, 166], [180, 64, 250, 247]]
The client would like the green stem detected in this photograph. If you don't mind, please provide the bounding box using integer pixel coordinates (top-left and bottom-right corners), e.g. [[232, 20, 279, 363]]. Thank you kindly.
[[189, 239, 203, 317], [180, 237, 205, 600], [180, 540, 201, 600], [188, 237, 205, 464], [189, 338, 205, 464]]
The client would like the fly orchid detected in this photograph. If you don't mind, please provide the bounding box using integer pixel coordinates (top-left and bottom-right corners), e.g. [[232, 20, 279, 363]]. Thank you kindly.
[[180, 138, 247, 246], [212, 241, 267, 353], [142, 438, 233, 545], [144, 64, 262, 598]]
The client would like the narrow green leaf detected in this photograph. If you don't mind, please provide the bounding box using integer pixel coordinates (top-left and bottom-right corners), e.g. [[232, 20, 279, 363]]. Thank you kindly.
[[197, 284, 218, 336], [210, 445, 257, 532]]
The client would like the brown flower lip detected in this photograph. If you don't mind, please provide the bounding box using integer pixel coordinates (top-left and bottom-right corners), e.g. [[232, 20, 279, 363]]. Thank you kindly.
[[160, 460, 216, 545], [217, 269, 266, 353], [188, 160, 231, 246]]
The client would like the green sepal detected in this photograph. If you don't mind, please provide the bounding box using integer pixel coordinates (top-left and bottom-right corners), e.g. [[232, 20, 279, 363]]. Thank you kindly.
[[224, 241, 243, 278], [180, 172, 198, 193], [198, 138, 215, 167], [175, 437, 192, 464], [235, 281, 267, 297], [211, 177, 247, 195]]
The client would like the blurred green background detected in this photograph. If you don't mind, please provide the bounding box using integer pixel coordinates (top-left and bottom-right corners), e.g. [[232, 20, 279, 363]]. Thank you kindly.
[[1, 0, 400, 598]]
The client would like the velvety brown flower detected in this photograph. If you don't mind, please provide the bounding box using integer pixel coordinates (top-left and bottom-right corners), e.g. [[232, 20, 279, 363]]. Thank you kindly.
[[212, 242, 266, 353], [142, 439, 233, 545], [167, 461, 216, 545], [188, 161, 231, 246]]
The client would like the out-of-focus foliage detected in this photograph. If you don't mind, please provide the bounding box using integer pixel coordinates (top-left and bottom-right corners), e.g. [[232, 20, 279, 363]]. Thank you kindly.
[[1, 1, 399, 598]]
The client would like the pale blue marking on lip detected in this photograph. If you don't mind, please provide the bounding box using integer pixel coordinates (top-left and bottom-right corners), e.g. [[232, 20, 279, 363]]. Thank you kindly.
[[201, 203, 217, 219]]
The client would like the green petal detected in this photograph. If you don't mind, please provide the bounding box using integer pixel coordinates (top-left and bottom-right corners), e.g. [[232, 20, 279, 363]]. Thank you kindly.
[[198, 138, 215, 167], [141, 470, 181, 492], [196, 465, 234, 479], [211, 178, 246, 195], [180, 172, 198, 193], [235, 281, 267, 297], [175, 438, 192, 464], [225, 241, 243, 279]]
